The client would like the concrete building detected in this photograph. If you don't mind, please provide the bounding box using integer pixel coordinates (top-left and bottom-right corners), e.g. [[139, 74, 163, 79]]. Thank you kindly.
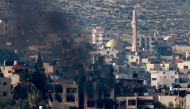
[[116, 96, 154, 109], [157, 33, 181, 46], [84, 79, 115, 109], [91, 27, 118, 45], [47, 79, 78, 109], [28, 33, 63, 58], [0, 18, 18, 37], [146, 62, 177, 72], [137, 35, 158, 51], [158, 88, 190, 109], [0, 60, 28, 85], [175, 60, 190, 74], [151, 70, 179, 88], [114, 79, 155, 109], [0, 74, 11, 100]]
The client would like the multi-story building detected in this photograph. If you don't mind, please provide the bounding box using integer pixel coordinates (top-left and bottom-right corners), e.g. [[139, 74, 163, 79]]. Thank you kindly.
[[157, 33, 181, 46], [174, 60, 190, 73], [151, 70, 179, 89], [28, 33, 63, 59], [0, 73, 11, 100], [146, 62, 177, 72], [0, 60, 28, 85], [115, 79, 155, 109], [136, 35, 158, 51], [158, 88, 190, 109], [0, 18, 18, 37], [47, 79, 78, 109], [91, 27, 118, 45], [84, 79, 115, 109]]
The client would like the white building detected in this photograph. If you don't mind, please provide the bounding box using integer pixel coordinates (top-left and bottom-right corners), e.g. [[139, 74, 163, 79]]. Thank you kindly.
[[91, 27, 118, 44], [151, 70, 179, 89]]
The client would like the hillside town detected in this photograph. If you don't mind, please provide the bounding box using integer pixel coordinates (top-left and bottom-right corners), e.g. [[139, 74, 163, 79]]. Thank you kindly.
[[1, 3, 190, 108]]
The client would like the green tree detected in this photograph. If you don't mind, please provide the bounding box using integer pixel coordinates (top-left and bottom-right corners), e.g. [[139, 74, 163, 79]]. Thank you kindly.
[[31, 52, 46, 98], [12, 99, 30, 109], [28, 90, 42, 108], [0, 98, 16, 108], [13, 70, 36, 100], [166, 102, 175, 109]]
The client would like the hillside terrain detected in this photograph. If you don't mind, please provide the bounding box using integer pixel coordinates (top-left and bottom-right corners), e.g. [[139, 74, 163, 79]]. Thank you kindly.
[[1, 0, 190, 37]]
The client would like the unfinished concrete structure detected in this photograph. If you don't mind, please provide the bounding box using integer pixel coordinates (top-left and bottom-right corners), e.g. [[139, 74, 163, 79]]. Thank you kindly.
[[47, 79, 78, 109]]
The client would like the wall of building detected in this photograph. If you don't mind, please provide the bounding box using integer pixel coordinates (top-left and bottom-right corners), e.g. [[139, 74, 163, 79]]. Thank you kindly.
[[146, 63, 177, 72], [151, 70, 178, 88], [159, 96, 178, 107], [186, 94, 190, 109], [0, 77, 11, 100], [127, 55, 141, 65], [0, 66, 19, 85]]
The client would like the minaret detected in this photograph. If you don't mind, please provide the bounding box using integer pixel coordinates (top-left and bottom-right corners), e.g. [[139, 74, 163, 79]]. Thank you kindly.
[[131, 10, 137, 52]]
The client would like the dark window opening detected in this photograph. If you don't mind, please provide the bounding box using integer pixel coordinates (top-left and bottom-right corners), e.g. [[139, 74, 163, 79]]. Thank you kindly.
[[128, 100, 136, 105], [152, 78, 157, 80], [47, 84, 54, 93], [3, 82, 7, 85], [55, 94, 62, 102], [66, 88, 77, 93], [97, 104, 104, 108], [54, 84, 63, 93], [66, 97, 75, 102], [3, 92, 7, 96], [87, 101, 95, 107], [184, 66, 188, 69]]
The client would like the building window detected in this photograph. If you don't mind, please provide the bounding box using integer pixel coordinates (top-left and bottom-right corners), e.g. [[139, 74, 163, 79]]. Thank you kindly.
[[3, 82, 7, 85], [171, 76, 174, 78], [184, 66, 188, 69], [136, 59, 138, 62], [163, 72, 165, 74], [131, 56, 133, 59], [96, 40, 99, 42], [8, 70, 11, 73], [3, 92, 7, 96], [164, 76, 166, 78], [152, 78, 157, 80], [137, 39, 139, 41], [128, 100, 136, 105]]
